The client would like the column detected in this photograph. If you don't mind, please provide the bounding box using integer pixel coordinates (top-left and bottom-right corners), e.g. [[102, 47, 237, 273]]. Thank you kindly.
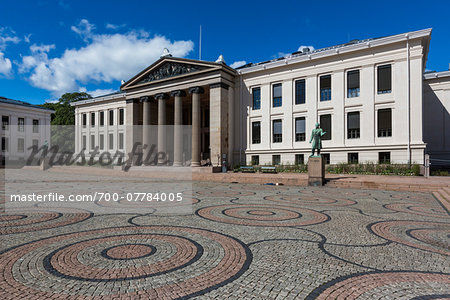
[[189, 87, 204, 167], [209, 82, 229, 166], [171, 90, 185, 166], [125, 98, 140, 165], [228, 86, 234, 167], [155, 93, 168, 165], [141, 96, 152, 163]]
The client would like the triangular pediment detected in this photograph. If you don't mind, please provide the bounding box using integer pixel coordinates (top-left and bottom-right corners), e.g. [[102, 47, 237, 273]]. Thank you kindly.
[[121, 57, 228, 90]]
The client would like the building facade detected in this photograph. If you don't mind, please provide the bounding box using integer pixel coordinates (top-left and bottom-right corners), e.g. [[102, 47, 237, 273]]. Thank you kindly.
[[0, 97, 53, 165], [73, 28, 450, 167]]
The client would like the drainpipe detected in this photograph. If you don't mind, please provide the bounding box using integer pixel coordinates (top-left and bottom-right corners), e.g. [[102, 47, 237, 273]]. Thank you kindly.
[[406, 34, 411, 166], [239, 73, 243, 164]]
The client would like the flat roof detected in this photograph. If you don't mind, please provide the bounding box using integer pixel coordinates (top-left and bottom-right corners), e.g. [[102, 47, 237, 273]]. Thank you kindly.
[[0, 96, 54, 112], [71, 91, 125, 106]]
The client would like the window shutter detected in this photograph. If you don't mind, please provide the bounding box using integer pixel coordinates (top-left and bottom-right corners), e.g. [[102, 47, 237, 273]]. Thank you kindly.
[[347, 70, 359, 89], [273, 120, 282, 134], [377, 65, 391, 91], [320, 75, 331, 89], [348, 112, 360, 129], [295, 118, 305, 133], [378, 109, 391, 130], [273, 84, 282, 98]]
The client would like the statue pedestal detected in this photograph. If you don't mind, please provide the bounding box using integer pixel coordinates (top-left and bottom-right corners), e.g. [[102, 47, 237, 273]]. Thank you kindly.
[[40, 156, 50, 171], [308, 156, 325, 186]]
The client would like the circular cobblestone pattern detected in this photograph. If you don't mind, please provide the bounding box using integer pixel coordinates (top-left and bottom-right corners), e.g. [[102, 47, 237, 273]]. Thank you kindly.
[[0, 225, 251, 299], [196, 204, 329, 227]]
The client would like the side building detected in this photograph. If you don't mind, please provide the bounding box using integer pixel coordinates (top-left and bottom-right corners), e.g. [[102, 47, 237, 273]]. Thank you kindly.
[[0, 96, 53, 166]]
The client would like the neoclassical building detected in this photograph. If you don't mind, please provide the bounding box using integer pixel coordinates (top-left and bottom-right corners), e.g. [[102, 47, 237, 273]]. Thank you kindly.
[[73, 28, 450, 167]]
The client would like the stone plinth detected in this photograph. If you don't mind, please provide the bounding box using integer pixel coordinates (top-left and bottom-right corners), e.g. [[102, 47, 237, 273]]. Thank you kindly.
[[308, 156, 325, 186], [40, 157, 50, 171]]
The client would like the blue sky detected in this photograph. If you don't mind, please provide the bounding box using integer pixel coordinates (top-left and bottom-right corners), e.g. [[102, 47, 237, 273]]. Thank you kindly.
[[0, 0, 449, 104]]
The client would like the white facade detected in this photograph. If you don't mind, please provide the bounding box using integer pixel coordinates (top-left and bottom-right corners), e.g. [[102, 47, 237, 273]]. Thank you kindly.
[[73, 28, 450, 167], [0, 97, 53, 164], [74, 92, 127, 156]]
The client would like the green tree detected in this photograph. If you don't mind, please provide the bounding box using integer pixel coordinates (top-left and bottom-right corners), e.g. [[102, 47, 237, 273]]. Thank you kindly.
[[40, 92, 92, 152]]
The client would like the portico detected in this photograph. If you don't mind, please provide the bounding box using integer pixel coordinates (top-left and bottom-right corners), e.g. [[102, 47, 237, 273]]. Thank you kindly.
[[121, 55, 236, 167]]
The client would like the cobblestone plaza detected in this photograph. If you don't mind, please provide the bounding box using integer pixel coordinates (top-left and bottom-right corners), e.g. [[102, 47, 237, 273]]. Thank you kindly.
[[0, 169, 449, 299]]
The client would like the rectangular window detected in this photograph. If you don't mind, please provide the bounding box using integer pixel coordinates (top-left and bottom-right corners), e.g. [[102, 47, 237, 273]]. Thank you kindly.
[[347, 112, 360, 139], [90, 135, 95, 150], [82, 114, 87, 128], [272, 119, 282, 143], [1, 137, 8, 152], [119, 109, 124, 125], [18, 118, 24, 132], [2, 116, 9, 130], [320, 114, 332, 140], [109, 133, 114, 150], [99, 134, 104, 150], [32, 139, 39, 147], [295, 79, 306, 104], [82, 135, 86, 149], [295, 154, 304, 165], [32, 119, 39, 133], [347, 70, 360, 98], [109, 110, 114, 126], [272, 155, 281, 165], [320, 75, 331, 101], [100, 111, 104, 126], [348, 153, 358, 164], [379, 152, 390, 164], [272, 83, 282, 107], [91, 113, 95, 127], [119, 133, 124, 149], [377, 64, 392, 94], [295, 117, 306, 142], [378, 108, 392, 137], [322, 153, 330, 165], [17, 138, 24, 152], [251, 121, 261, 144], [251, 155, 259, 166], [252, 87, 261, 110]]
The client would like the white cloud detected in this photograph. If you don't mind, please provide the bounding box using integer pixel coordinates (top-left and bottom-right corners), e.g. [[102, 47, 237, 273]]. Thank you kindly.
[[0, 52, 12, 76], [71, 19, 95, 42], [20, 21, 194, 97], [30, 43, 55, 53], [78, 87, 116, 97], [297, 45, 315, 52], [230, 60, 247, 69], [106, 23, 126, 30]]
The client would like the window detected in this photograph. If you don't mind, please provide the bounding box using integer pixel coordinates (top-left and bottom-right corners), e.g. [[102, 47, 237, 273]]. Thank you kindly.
[[272, 83, 282, 107], [295, 79, 306, 104], [272, 155, 281, 165], [119, 109, 124, 125], [2, 116, 9, 130], [91, 113, 95, 127], [272, 119, 282, 143], [82, 135, 86, 149], [109, 110, 114, 126], [295, 154, 304, 165], [90, 135, 95, 150], [320, 75, 331, 101], [320, 114, 332, 140], [379, 152, 390, 164], [377, 64, 392, 94], [322, 153, 330, 165], [109, 133, 114, 150], [33, 119, 39, 133], [32, 139, 39, 147], [1, 137, 8, 152], [17, 138, 24, 152], [348, 153, 358, 164], [347, 112, 360, 139], [252, 121, 261, 144], [295, 117, 306, 142], [378, 108, 392, 137], [347, 70, 360, 98], [119, 133, 124, 149], [251, 155, 259, 166], [99, 134, 104, 150], [18, 118, 24, 132], [82, 114, 87, 128], [100, 111, 104, 126], [252, 87, 261, 110]]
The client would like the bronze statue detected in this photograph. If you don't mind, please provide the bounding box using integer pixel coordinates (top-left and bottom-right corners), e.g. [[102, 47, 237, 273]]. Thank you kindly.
[[309, 123, 326, 157]]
